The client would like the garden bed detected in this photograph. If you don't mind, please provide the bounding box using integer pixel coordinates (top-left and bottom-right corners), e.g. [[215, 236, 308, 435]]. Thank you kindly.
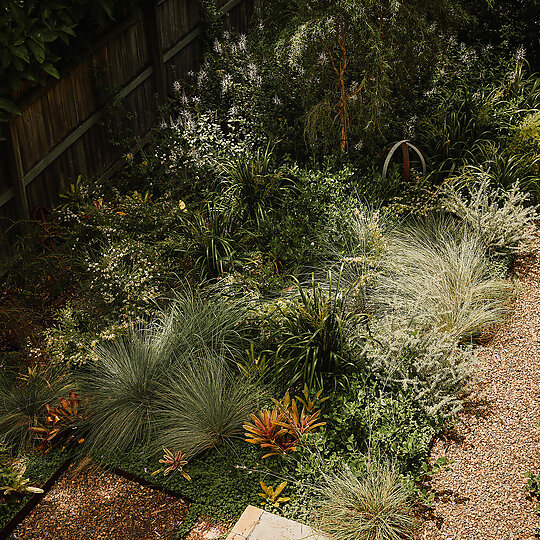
[[0, 4, 539, 538]]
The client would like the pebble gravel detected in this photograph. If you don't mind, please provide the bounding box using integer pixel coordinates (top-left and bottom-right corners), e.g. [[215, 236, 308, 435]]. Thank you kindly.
[[8, 464, 192, 540], [420, 231, 540, 539]]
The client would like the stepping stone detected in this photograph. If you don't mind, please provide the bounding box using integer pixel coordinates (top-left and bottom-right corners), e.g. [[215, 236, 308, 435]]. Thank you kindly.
[[226, 505, 329, 540]]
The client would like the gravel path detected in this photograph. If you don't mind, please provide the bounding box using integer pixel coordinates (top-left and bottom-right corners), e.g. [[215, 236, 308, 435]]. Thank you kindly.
[[8, 464, 229, 540], [420, 235, 540, 539]]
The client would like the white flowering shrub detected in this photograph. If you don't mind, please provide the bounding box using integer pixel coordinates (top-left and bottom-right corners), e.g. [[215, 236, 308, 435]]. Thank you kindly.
[[364, 316, 472, 418], [160, 108, 262, 178], [149, 30, 307, 192], [442, 171, 538, 255], [43, 306, 136, 367], [43, 191, 190, 366]]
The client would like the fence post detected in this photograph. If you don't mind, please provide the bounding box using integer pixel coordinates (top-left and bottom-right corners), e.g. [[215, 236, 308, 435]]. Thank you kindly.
[[3, 121, 31, 235], [143, 0, 168, 105]]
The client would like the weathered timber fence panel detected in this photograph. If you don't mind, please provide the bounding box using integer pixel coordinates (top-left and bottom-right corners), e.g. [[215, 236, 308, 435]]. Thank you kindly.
[[0, 0, 254, 256]]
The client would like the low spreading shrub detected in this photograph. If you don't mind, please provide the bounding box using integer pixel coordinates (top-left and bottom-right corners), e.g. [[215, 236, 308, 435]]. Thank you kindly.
[[443, 172, 537, 255], [364, 317, 472, 418], [327, 374, 438, 472]]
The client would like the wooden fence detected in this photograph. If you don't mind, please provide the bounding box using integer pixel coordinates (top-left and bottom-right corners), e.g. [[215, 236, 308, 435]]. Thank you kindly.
[[0, 0, 253, 248]]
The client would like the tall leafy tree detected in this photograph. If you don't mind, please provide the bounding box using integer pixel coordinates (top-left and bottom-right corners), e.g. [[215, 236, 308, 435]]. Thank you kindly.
[[256, 0, 467, 151]]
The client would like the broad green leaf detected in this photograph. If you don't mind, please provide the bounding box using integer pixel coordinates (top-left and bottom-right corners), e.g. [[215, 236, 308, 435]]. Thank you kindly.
[[40, 31, 59, 43], [42, 62, 59, 78], [12, 57, 25, 71], [28, 38, 46, 63], [63, 26, 76, 37], [9, 44, 29, 63], [7, 3, 27, 27]]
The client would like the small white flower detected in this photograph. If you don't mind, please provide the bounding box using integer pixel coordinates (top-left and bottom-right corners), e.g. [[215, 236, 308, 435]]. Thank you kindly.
[[238, 34, 247, 51], [247, 62, 258, 81], [197, 70, 208, 87], [221, 73, 233, 95]]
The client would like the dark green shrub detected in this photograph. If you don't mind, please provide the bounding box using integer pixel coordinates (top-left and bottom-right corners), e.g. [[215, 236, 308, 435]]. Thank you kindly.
[[326, 374, 439, 473], [220, 144, 296, 227], [173, 205, 246, 280], [271, 272, 355, 388]]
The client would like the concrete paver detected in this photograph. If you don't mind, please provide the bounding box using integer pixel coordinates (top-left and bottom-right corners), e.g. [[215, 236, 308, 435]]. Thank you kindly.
[[226, 505, 329, 540]]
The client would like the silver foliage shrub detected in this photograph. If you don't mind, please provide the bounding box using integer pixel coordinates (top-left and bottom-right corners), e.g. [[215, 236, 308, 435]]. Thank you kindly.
[[442, 171, 537, 255], [364, 316, 472, 418]]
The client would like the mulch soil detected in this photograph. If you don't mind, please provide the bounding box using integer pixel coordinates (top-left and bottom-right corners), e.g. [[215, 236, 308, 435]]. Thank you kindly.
[[7, 464, 229, 540]]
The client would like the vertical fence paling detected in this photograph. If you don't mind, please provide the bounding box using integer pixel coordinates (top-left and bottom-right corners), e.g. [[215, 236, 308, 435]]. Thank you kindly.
[[143, 0, 168, 106], [3, 123, 30, 235], [0, 0, 253, 248]]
